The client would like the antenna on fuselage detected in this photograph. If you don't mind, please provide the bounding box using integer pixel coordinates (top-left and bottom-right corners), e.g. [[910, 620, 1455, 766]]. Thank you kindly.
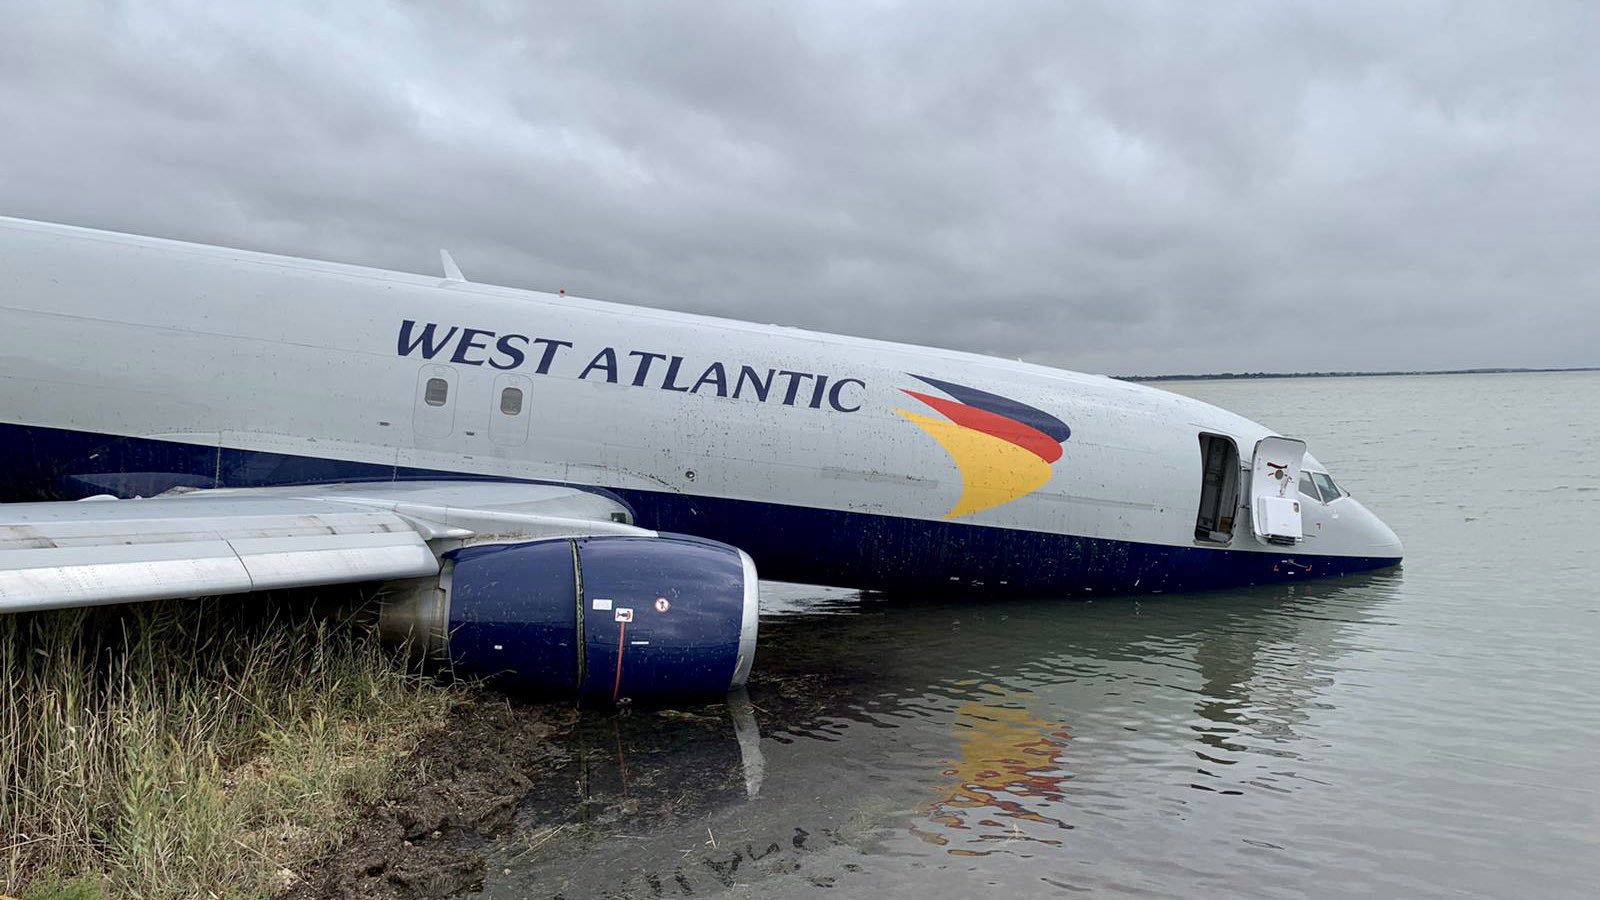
[[439, 249, 467, 282]]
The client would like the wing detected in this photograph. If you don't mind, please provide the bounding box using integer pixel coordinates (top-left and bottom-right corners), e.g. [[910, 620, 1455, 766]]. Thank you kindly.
[[0, 481, 645, 613]]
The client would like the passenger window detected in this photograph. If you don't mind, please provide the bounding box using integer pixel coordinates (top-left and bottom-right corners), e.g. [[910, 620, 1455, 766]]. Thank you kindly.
[[1312, 472, 1343, 501], [1299, 475, 1322, 502], [499, 387, 524, 416], [423, 377, 449, 407]]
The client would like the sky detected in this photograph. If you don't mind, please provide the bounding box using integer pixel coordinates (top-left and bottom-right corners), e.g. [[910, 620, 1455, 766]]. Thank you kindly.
[[1, 1, 1595, 375]]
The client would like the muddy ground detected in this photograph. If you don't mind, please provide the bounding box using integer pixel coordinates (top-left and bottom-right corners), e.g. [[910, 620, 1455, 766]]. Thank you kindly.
[[279, 694, 577, 900], [276, 643, 856, 899]]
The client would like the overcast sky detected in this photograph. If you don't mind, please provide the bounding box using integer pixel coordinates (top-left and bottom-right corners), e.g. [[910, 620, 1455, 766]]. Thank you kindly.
[[2, 2, 1595, 375]]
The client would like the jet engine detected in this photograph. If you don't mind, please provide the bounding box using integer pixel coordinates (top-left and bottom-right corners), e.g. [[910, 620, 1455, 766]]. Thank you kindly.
[[378, 534, 758, 705]]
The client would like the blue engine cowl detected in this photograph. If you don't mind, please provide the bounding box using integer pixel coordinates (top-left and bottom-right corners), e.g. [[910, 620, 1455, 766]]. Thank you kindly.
[[379, 534, 758, 705]]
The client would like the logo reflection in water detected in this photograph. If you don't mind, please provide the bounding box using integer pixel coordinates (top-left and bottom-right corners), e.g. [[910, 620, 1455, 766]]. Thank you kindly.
[[910, 690, 1073, 855]]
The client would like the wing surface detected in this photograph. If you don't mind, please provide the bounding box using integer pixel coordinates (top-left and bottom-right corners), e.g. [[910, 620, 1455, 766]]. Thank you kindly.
[[0, 481, 644, 613]]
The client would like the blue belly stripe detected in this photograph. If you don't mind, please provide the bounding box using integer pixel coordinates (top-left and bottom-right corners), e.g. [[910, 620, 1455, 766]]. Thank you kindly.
[[0, 422, 1400, 596]]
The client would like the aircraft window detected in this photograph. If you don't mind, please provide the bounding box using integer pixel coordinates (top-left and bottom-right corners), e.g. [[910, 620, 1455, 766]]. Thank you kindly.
[[500, 387, 524, 416], [424, 377, 449, 407], [1312, 471, 1344, 501], [1299, 475, 1323, 502]]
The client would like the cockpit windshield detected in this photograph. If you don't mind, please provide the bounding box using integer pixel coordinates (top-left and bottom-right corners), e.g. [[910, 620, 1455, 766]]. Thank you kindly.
[[1299, 471, 1347, 503]]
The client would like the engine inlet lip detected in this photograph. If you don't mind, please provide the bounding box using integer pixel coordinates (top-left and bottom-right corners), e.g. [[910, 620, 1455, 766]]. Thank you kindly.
[[730, 549, 760, 689]]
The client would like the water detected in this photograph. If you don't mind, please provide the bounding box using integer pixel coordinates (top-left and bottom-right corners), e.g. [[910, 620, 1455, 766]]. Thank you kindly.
[[480, 373, 1600, 899]]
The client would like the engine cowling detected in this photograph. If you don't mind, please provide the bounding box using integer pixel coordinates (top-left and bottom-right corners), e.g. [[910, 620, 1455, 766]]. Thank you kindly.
[[379, 534, 758, 705]]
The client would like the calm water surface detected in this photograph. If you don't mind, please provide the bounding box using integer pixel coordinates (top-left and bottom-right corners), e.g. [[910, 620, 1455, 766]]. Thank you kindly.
[[481, 373, 1600, 899]]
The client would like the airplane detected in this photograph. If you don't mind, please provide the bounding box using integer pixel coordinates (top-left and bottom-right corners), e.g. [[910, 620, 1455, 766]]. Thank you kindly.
[[0, 216, 1402, 704]]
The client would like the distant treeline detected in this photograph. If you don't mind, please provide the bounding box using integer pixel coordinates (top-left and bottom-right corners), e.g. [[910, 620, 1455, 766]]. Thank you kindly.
[[1118, 366, 1599, 383]]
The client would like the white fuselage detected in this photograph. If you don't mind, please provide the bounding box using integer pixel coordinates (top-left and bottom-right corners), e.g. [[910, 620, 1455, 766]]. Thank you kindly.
[[0, 217, 1401, 595]]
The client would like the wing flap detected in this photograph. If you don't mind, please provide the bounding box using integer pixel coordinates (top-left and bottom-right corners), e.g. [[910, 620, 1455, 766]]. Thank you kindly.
[[229, 532, 439, 592], [0, 500, 439, 613], [0, 541, 253, 613]]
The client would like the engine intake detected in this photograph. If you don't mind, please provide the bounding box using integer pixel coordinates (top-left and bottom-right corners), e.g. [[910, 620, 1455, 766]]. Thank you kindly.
[[379, 534, 758, 705]]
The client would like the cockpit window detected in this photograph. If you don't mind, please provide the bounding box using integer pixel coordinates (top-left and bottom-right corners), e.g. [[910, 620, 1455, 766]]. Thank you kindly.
[[1300, 475, 1322, 502], [1311, 471, 1344, 501]]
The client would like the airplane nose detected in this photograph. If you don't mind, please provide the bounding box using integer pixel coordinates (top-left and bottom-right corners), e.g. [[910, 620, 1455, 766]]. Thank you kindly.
[[1348, 498, 1403, 561]]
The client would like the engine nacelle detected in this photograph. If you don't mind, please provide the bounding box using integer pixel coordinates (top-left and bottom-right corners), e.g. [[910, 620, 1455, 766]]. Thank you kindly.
[[379, 534, 758, 705]]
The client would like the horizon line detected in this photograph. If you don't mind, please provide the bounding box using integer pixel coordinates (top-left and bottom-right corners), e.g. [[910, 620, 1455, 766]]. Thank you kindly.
[[1117, 365, 1599, 382]]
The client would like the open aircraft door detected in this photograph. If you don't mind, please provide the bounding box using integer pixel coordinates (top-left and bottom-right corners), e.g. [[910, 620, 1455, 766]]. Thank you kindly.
[[1250, 436, 1307, 546]]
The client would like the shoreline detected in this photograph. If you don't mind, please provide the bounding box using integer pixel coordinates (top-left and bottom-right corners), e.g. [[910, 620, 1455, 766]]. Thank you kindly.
[[278, 695, 575, 900], [1118, 366, 1599, 382]]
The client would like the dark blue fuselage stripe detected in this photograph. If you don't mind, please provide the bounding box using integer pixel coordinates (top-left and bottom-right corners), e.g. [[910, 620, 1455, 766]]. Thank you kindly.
[[0, 422, 1398, 596], [910, 374, 1072, 442]]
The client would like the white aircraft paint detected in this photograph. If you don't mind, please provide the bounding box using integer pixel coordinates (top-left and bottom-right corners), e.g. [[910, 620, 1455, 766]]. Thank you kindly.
[[0, 216, 1401, 597]]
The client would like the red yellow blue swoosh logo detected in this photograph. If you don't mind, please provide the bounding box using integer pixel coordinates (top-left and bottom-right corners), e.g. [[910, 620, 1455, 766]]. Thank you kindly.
[[896, 375, 1071, 519]]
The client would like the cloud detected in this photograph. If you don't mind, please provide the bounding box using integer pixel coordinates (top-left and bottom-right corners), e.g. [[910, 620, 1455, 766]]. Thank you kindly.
[[1, 0, 1594, 374]]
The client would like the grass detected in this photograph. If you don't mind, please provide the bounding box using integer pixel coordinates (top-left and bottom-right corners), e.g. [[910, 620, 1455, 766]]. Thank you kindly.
[[0, 595, 456, 899]]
